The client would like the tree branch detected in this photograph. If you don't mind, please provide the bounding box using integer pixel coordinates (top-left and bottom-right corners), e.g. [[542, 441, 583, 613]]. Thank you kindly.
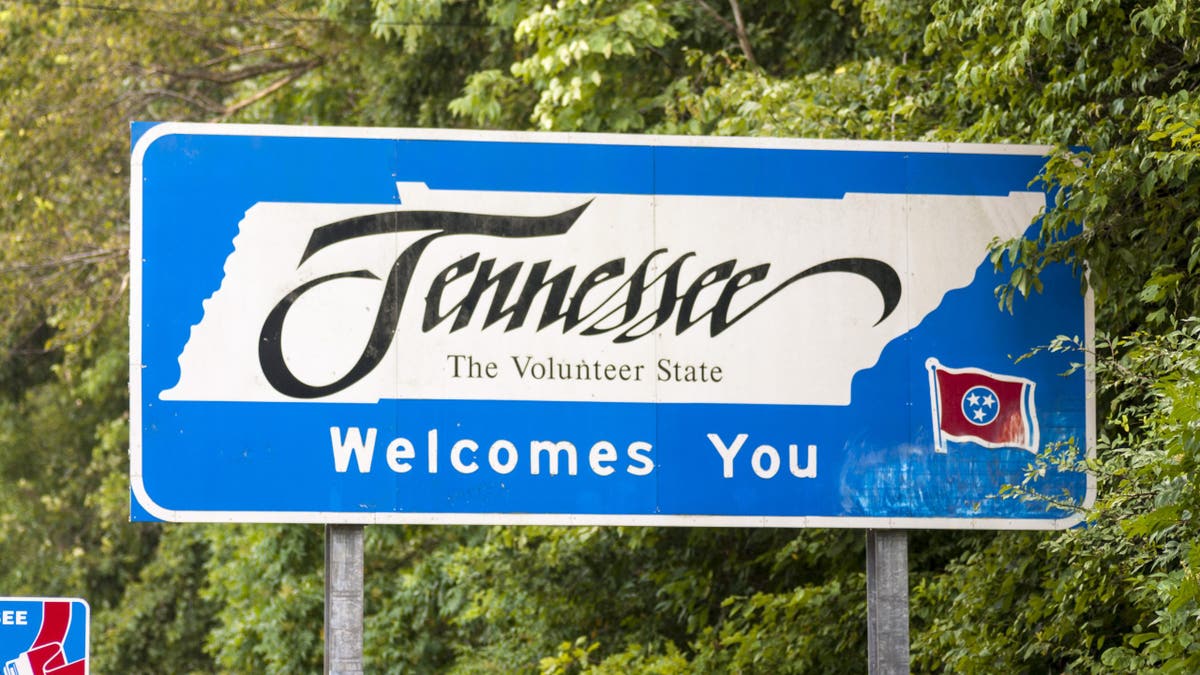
[[726, 0, 757, 69], [191, 42, 290, 70], [0, 249, 123, 274], [692, 0, 736, 33], [138, 88, 227, 114], [690, 0, 758, 68], [214, 58, 322, 120], [165, 58, 315, 85]]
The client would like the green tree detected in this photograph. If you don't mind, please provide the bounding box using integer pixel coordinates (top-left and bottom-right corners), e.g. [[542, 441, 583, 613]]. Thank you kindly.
[[3, 0, 1199, 672], [1, 2, 351, 670]]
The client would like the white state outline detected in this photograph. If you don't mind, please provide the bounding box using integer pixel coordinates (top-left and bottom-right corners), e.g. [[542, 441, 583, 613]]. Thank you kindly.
[[926, 358, 1040, 453], [130, 122, 1096, 529], [0, 597, 90, 675]]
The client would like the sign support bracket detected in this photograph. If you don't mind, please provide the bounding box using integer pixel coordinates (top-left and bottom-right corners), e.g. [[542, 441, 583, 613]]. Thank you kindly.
[[867, 529, 909, 675], [325, 524, 364, 675]]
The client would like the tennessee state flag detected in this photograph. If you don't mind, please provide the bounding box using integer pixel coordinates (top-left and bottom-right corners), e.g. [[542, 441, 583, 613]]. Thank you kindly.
[[926, 358, 1039, 453]]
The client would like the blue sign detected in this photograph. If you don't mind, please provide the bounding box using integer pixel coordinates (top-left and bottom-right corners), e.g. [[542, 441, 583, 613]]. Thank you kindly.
[[1, 598, 88, 675], [131, 123, 1093, 528]]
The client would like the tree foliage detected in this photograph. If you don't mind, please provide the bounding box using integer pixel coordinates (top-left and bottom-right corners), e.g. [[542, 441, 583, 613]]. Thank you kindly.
[[1, 0, 1198, 672]]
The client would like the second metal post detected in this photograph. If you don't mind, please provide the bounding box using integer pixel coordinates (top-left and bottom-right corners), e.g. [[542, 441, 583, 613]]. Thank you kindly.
[[867, 529, 909, 675], [326, 524, 365, 675]]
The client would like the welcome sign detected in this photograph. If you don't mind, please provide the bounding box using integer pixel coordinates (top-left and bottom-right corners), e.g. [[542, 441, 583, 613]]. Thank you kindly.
[[131, 124, 1093, 528]]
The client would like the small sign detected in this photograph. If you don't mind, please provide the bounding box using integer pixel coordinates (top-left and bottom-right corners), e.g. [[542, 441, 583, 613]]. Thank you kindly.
[[131, 123, 1094, 528], [1, 598, 88, 675]]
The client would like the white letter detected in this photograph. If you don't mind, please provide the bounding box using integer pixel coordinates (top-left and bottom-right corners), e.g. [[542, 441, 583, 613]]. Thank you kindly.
[[489, 440, 519, 474], [751, 444, 780, 479], [789, 444, 817, 478], [427, 429, 438, 474], [451, 439, 480, 474], [708, 433, 747, 478], [530, 440, 577, 476], [330, 427, 376, 473], [589, 441, 617, 476], [386, 437, 415, 473], [626, 441, 654, 476]]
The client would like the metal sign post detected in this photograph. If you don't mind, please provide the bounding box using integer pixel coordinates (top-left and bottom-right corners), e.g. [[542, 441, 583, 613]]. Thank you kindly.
[[867, 530, 909, 675], [325, 525, 364, 675]]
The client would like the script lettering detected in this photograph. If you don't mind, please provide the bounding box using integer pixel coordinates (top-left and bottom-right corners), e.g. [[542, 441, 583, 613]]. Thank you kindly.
[[259, 203, 901, 398]]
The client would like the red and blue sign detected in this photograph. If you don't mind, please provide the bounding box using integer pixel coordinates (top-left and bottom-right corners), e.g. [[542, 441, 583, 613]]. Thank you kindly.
[[1, 598, 88, 675]]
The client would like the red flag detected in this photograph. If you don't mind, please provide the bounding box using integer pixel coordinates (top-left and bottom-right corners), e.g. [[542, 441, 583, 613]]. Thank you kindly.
[[926, 358, 1038, 453]]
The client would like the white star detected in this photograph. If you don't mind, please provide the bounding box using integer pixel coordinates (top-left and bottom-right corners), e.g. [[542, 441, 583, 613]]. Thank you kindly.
[[972, 407, 987, 421], [982, 394, 996, 408], [967, 393, 981, 406]]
